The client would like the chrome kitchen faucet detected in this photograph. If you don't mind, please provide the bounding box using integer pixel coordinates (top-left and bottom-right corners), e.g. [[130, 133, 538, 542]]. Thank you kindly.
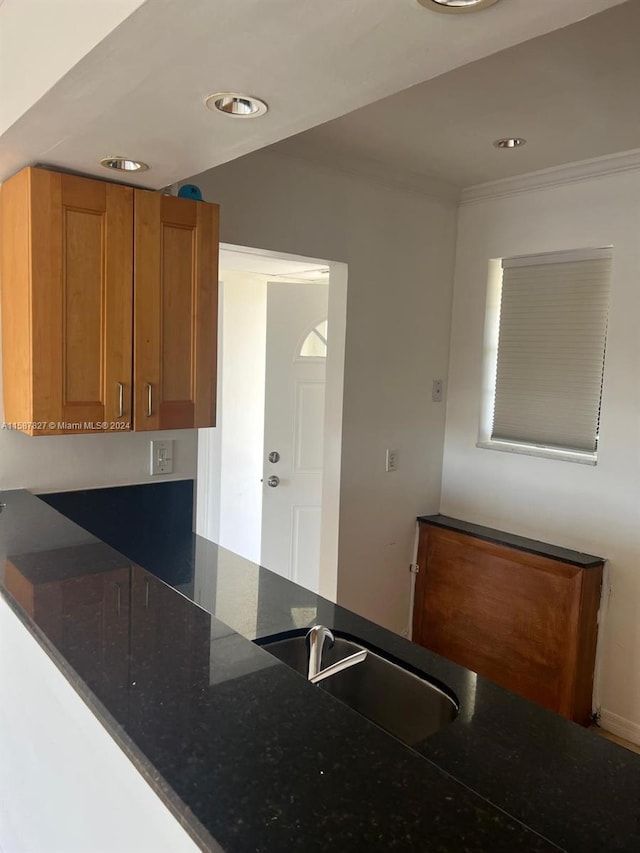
[[305, 625, 367, 684]]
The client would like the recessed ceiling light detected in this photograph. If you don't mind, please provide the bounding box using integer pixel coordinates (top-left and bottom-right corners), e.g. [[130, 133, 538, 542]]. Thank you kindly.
[[99, 157, 149, 172], [493, 137, 527, 149], [205, 92, 268, 118], [417, 0, 500, 13]]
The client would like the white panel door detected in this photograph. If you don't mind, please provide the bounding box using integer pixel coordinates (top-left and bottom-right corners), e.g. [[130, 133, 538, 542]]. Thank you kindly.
[[261, 281, 329, 592]]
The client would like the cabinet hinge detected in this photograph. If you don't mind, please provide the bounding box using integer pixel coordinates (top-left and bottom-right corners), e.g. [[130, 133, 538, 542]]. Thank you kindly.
[[409, 563, 420, 574]]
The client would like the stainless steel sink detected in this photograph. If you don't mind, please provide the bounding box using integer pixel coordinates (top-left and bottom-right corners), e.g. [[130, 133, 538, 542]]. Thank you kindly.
[[256, 632, 458, 746]]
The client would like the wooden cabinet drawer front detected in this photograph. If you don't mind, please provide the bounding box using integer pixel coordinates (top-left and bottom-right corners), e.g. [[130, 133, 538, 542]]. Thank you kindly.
[[414, 524, 602, 723], [423, 529, 581, 715]]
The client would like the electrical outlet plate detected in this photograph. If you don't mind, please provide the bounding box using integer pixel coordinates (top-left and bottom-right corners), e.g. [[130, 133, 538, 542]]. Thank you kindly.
[[432, 379, 443, 402], [150, 439, 173, 475], [386, 448, 399, 472]]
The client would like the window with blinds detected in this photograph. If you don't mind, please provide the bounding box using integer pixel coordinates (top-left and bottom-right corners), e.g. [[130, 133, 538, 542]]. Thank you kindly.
[[491, 248, 612, 455]]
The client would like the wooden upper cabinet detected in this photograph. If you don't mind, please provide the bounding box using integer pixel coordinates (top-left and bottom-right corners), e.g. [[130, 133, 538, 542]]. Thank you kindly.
[[1, 167, 133, 435], [0, 166, 219, 435], [133, 191, 218, 430]]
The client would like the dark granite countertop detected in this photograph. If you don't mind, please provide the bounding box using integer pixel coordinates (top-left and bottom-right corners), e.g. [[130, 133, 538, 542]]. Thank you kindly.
[[418, 514, 605, 567], [1, 487, 638, 852]]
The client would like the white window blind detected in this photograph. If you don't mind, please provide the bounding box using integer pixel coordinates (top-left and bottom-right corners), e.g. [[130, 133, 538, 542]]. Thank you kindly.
[[491, 249, 612, 454]]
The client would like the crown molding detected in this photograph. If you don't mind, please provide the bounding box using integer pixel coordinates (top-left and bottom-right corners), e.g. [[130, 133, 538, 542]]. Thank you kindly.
[[460, 148, 640, 205]]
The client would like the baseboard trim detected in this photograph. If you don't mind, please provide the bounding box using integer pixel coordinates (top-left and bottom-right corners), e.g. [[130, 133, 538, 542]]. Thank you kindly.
[[598, 710, 640, 746]]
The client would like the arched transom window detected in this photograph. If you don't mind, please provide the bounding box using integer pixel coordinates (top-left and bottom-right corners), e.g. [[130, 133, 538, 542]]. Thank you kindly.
[[298, 320, 328, 359]]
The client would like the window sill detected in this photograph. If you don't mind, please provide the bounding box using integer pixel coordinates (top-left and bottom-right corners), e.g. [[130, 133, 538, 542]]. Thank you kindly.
[[476, 439, 597, 466]]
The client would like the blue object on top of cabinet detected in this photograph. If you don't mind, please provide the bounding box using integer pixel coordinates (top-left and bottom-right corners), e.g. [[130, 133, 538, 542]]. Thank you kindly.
[[178, 184, 203, 201]]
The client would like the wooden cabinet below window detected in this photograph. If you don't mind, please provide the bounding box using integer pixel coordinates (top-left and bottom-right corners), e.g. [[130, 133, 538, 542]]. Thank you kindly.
[[413, 516, 604, 726]]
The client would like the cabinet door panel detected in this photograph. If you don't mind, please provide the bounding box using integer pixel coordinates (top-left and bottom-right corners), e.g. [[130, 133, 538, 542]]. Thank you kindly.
[[134, 191, 218, 431], [422, 529, 580, 715], [413, 522, 603, 724], [161, 224, 194, 403], [63, 207, 104, 404], [30, 169, 133, 433]]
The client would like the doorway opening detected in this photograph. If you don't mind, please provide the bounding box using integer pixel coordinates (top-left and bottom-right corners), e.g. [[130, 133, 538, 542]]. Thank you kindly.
[[196, 244, 347, 601]]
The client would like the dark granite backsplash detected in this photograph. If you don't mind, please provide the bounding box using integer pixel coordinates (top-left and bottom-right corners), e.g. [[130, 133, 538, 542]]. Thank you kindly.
[[40, 479, 195, 586]]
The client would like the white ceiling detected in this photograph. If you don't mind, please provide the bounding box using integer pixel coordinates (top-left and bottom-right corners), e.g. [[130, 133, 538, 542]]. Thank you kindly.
[[219, 246, 329, 279], [0, 0, 626, 188], [269, 0, 640, 189], [0, 0, 146, 135]]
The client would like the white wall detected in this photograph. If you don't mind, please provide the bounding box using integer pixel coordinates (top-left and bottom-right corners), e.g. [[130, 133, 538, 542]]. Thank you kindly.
[[0, 597, 205, 853], [441, 167, 640, 742], [191, 151, 459, 634], [218, 269, 267, 563], [0, 424, 198, 494], [0, 314, 198, 494]]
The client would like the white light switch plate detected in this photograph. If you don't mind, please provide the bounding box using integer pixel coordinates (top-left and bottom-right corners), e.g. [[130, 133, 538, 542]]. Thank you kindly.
[[386, 448, 399, 472], [150, 439, 173, 475]]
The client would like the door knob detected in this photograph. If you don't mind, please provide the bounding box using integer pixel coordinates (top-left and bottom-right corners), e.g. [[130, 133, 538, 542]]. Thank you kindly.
[[267, 475, 280, 488]]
